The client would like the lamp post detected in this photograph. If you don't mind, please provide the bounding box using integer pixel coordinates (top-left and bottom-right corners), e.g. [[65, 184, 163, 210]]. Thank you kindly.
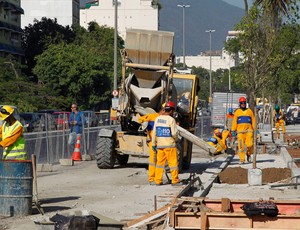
[[205, 29, 215, 104], [113, 0, 119, 92], [177, 4, 190, 69]]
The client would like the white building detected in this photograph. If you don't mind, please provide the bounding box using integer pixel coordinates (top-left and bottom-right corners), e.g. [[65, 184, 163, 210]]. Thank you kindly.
[[80, 0, 158, 39], [21, 0, 80, 28], [176, 49, 235, 71]]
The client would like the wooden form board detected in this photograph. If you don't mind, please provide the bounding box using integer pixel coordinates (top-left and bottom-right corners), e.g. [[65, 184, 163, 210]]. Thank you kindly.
[[173, 212, 300, 229], [171, 198, 300, 229]]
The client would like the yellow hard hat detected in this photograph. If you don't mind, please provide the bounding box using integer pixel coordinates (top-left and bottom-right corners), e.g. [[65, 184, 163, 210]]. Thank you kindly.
[[0, 105, 14, 120]]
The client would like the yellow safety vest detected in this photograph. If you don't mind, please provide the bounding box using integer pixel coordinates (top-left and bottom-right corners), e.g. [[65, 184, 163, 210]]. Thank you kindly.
[[2, 120, 27, 160]]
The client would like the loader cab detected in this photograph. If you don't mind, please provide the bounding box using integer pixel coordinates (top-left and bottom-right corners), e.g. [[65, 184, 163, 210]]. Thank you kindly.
[[173, 73, 200, 129]]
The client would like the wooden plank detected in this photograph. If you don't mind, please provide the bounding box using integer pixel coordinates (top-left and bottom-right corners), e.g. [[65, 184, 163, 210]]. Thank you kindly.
[[126, 204, 171, 228], [173, 212, 300, 229], [201, 211, 207, 230], [221, 198, 231, 212]]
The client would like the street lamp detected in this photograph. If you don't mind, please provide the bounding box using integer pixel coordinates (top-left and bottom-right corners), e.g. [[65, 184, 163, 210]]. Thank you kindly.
[[113, 0, 119, 92], [205, 29, 215, 103], [177, 4, 190, 69]]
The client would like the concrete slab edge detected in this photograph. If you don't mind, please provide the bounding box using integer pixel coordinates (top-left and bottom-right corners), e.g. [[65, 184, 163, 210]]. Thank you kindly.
[[195, 154, 234, 197], [280, 147, 300, 190]]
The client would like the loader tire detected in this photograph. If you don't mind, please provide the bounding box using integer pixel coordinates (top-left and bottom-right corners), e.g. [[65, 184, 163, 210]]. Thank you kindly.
[[116, 154, 129, 166], [96, 135, 116, 169], [182, 142, 193, 170]]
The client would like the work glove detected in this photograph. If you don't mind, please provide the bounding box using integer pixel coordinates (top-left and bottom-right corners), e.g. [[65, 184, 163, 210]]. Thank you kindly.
[[152, 146, 157, 152], [231, 131, 236, 137]]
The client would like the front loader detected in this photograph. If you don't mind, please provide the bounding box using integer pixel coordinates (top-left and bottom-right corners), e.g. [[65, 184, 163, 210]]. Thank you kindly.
[[95, 29, 215, 171]]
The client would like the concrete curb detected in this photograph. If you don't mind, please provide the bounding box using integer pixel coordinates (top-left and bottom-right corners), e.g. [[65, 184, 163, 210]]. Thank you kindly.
[[194, 154, 234, 197], [280, 147, 300, 189]]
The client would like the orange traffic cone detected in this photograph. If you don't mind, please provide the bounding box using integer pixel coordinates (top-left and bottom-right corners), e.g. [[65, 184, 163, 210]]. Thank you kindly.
[[72, 135, 81, 161]]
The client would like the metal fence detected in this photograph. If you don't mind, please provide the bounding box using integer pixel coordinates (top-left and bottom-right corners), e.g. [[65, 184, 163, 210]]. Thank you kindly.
[[0, 114, 212, 165], [194, 115, 213, 139]]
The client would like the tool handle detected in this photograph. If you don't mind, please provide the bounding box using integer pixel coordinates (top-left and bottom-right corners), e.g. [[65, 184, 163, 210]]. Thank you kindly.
[[31, 154, 38, 200]]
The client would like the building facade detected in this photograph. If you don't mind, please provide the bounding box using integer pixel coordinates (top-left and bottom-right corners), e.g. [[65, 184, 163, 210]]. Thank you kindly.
[[0, 0, 24, 58], [80, 0, 158, 39], [21, 0, 80, 28]]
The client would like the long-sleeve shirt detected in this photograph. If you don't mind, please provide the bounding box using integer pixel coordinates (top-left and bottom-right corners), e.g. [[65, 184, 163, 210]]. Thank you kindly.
[[0, 123, 23, 148], [152, 115, 178, 149], [138, 113, 159, 140], [231, 108, 256, 133], [69, 111, 84, 134]]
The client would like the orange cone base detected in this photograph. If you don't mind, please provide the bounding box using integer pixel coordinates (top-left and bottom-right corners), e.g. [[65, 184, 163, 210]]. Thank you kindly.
[[72, 136, 82, 161]]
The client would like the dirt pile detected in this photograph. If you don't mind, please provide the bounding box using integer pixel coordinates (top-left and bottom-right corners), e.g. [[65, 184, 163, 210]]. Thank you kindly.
[[218, 167, 291, 184]]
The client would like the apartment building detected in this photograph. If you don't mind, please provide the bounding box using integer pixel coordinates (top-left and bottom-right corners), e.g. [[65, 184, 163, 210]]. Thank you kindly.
[[80, 0, 158, 39], [0, 0, 24, 58], [21, 0, 80, 28]]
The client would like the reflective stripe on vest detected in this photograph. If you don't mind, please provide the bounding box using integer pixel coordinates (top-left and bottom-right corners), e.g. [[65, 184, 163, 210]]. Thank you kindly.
[[208, 137, 218, 144], [2, 120, 27, 160], [147, 121, 155, 131], [237, 116, 252, 124]]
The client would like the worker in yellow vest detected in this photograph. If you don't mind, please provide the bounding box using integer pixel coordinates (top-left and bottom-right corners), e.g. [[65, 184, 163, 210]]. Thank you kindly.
[[231, 97, 256, 164], [0, 106, 27, 160], [207, 128, 230, 155]]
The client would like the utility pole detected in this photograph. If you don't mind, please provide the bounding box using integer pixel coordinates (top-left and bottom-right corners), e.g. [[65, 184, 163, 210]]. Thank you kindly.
[[205, 29, 215, 104], [177, 4, 190, 69], [113, 0, 118, 92]]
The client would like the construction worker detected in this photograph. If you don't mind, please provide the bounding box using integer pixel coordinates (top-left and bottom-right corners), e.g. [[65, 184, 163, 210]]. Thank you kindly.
[[226, 108, 234, 130], [0, 106, 27, 160], [273, 105, 286, 139], [152, 101, 182, 186], [231, 97, 256, 164], [225, 108, 235, 148], [138, 105, 164, 185], [207, 128, 230, 155]]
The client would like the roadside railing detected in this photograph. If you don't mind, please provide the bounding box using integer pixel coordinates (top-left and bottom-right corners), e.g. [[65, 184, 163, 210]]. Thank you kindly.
[[10, 115, 212, 165]]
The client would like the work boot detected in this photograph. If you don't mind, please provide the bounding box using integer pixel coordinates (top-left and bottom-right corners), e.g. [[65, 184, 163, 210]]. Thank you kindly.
[[149, 181, 156, 186], [247, 155, 252, 163], [239, 161, 245, 165], [171, 181, 184, 187]]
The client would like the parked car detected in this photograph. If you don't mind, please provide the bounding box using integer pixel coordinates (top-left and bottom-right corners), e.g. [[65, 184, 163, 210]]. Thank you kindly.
[[82, 111, 99, 127], [37, 109, 59, 114], [95, 110, 110, 126], [285, 106, 300, 125], [20, 112, 41, 132], [53, 112, 70, 130], [36, 113, 57, 131]]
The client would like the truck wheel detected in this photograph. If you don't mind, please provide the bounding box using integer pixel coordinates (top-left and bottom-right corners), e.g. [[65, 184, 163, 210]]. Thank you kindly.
[[95, 136, 116, 169], [116, 154, 129, 166], [182, 142, 193, 170]]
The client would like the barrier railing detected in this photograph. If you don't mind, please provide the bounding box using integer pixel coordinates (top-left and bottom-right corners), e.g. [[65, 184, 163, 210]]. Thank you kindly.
[[19, 115, 212, 165]]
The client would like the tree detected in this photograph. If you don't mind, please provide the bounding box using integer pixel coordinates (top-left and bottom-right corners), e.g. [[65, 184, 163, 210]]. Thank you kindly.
[[33, 23, 124, 110], [22, 17, 75, 80], [225, 5, 299, 109]]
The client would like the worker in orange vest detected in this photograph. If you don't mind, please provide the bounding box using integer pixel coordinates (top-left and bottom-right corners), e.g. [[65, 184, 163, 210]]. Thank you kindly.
[[226, 108, 235, 148], [138, 104, 165, 185]]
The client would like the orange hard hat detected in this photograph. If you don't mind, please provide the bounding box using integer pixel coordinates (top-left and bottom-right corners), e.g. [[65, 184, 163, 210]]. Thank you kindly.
[[239, 97, 247, 103]]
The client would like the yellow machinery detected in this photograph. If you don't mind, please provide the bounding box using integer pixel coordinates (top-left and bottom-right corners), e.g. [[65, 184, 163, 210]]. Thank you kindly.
[[95, 29, 200, 171]]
